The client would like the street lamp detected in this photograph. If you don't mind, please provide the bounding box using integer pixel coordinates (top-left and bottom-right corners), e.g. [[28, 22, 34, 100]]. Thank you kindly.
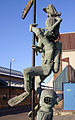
[[9, 59, 15, 100]]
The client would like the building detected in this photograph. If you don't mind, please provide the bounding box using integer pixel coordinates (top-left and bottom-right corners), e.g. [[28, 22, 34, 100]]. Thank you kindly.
[[0, 66, 24, 108], [53, 32, 75, 109], [60, 32, 75, 69], [0, 66, 24, 87], [0, 66, 39, 109]]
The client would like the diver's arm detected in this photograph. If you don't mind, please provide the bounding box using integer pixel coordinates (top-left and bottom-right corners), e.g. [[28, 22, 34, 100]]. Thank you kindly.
[[44, 17, 62, 36], [32, 45, 43, 54]]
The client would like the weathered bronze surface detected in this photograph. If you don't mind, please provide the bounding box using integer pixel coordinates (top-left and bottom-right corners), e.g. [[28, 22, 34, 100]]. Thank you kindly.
[[8, 4, 62, 120], [37, 89, 58, 120]]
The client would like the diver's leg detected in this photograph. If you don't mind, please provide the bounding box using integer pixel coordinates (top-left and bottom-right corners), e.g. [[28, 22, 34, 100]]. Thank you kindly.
[[53, 41, 62, 73], [8, 66, 44, 107], [42, 42, 54, 75], [23, 66, 44, 92], [35, 76, 42, 96]]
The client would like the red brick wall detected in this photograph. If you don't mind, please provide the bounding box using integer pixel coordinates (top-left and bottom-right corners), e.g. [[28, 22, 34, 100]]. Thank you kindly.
[[0, 87, 39, 109]]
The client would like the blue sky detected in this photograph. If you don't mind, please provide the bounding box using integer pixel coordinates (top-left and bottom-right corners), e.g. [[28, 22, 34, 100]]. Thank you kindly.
[[0, 0, 75, 74]]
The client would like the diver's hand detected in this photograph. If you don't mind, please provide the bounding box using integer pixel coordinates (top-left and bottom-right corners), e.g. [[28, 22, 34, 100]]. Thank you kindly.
[[29, 24, 38, 31]]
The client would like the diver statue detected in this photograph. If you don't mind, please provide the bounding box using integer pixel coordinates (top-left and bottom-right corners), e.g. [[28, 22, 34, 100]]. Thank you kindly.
[[8, 4, 62, 120]]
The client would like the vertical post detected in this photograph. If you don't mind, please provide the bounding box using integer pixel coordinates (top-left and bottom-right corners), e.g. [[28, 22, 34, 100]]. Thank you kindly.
[[9, 61, 11, 100], [9, 59, 15, 100], [32, 0, 36, 120]]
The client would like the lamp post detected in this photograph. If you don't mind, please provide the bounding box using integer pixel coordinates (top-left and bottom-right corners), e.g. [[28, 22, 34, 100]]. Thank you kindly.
[[9, 59, 15, 100]]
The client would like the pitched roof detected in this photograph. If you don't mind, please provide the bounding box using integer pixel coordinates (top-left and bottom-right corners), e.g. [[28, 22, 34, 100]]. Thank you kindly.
[[60, 32, 75, 51]]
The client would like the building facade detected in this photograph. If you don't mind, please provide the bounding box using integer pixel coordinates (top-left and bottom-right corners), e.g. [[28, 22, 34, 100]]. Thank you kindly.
[[60, 32, 75, 70], [0, 66, 24, 108], [0, 66, 38, 109]]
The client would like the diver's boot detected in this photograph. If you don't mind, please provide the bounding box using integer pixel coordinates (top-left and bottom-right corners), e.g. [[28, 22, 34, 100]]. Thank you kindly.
[[8, 70, 32, 107], [8, 92, 30, 107]]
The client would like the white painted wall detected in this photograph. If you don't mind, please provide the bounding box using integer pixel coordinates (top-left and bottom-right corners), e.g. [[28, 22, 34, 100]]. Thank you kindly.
[[62, 50, 75, 70]]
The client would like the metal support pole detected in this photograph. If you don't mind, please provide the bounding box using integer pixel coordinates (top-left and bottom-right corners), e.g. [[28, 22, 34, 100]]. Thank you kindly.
[[9, 59, 15, 100], [32, 0, 36, 120], [9, 61, 11, 100]]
